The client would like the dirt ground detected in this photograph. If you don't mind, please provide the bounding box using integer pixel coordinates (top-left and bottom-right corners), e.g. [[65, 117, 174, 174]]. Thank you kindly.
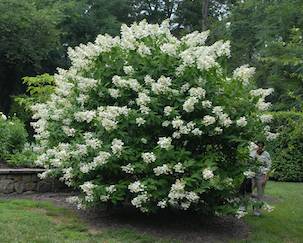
[[0, 192, 250, 242]]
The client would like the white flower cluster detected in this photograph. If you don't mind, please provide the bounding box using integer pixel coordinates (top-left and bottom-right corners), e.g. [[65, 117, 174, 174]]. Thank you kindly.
[[80, 151, 111, 173], [153, 164, 171, 176], [202, 115, 216, 126], [80, 181, 96, 202], [60, 167, 73, 186], [157, 137, 173, 150], [100, 185, 117, 202], [66, 196, 86, 210], [111, 139, 124, 156], [108, 88, 120, 98], [233, 65, 255, 85], [157, 200, 168, 208], [142, 152, 156, 164], [112, 76, 141, 92], [181, 30, 209, 47], [128, 180, 150, 212], [171, 117, 196, 139], [131, 193, 149, 212], [236, 117, 248, 127], [123, 65, 134, 75], [0, 112, 7, 120], [183, 97, 199, 112], [164, 106, 173, 116], [250, 88, 274, 112], [179, 37, 230, 72], [236, 206, 248, 219], [259, 114, 273, 123], [77, 77, 98, 92], [211, 106, 233, 128], [128, 180, 145, 193], [151, 76, 172, 94], [74, 110, 96, 123], [160, 43, 178, 56], [202, 168, 214, 180], [189, 87, 206, 99], [168, 179, 200, 210], [121, 163, 134, 174], [183, 87, 206, 113], [265, 131, 279, 141], [173, 163, 185, 173], [97, 106, 130, 131]]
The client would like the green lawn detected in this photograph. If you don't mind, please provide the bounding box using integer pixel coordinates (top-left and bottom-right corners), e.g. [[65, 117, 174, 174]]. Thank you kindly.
[[0, 181, 302, 243], [240, 181, 303, 243], [0, 199, 168, 243]]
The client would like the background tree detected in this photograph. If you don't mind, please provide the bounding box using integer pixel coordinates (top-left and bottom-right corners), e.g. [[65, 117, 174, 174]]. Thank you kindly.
[[1, 0, 303, 114], [0, 0, 62, 113], [130, 0, 179, 23], [175, 0, 234, 33], [226, 0, 303, 109], [260, 28, 303, 110], [0, 0, 131, 113]]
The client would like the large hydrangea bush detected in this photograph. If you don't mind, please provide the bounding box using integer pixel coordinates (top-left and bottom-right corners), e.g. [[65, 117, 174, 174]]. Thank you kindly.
[[32, 20, 277, 215]]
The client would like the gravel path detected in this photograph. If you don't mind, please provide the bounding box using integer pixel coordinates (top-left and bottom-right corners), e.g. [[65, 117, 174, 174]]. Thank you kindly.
[[0, 192, 250, 242]]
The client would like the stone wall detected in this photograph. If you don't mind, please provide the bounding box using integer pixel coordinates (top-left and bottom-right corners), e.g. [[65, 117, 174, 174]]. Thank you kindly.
[[0, 168, 66, 194]]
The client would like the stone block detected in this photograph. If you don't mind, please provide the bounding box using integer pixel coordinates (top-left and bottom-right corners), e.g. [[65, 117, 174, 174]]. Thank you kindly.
[[14, 175, 22, 182], [0, 179, 15, 193], [31, 175, 39, 182], [22, 175, 33, 183], [24, 182, 37, 191], [14, 182, 24, 194], [0, 168, 66, 194], [37, 181, 53, 193]]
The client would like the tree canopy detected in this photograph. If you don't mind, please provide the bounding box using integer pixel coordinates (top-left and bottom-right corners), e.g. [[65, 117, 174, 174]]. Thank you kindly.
[[0, 0, 302, 113]]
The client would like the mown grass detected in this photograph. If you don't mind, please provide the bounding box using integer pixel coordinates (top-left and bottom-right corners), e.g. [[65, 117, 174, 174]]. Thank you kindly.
[[0, 181, 302, 243], [0, 199, 169, 243], [238, 181, 303, 243]]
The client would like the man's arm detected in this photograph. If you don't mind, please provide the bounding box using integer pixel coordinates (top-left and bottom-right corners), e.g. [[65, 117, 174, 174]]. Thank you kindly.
[[265, 152, 272, 170]]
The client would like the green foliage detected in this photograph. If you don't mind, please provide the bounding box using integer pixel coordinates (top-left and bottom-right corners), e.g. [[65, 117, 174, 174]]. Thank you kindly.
[[9, 74, 55, 138], [227, 0, 303, 110], [0, 116, 28, 162], [260, 28, 303, 110], [267, 111, 303, 182], [14, 74, 55, 113], [7, 144, 37, 168]]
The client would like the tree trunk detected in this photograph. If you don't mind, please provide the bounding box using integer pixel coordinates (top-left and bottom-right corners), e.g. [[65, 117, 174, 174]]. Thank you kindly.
[[202, 0, 209, 31]]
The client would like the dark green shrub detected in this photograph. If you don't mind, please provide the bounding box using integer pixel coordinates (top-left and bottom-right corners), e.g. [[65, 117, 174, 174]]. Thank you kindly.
[[268, 111, 303, 182], [7, 143, 37, 168], [0, 114, 28, 163]]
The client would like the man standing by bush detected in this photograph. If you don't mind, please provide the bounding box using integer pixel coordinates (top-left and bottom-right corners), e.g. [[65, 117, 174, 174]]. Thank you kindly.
[[250, 141, 272, 216]]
